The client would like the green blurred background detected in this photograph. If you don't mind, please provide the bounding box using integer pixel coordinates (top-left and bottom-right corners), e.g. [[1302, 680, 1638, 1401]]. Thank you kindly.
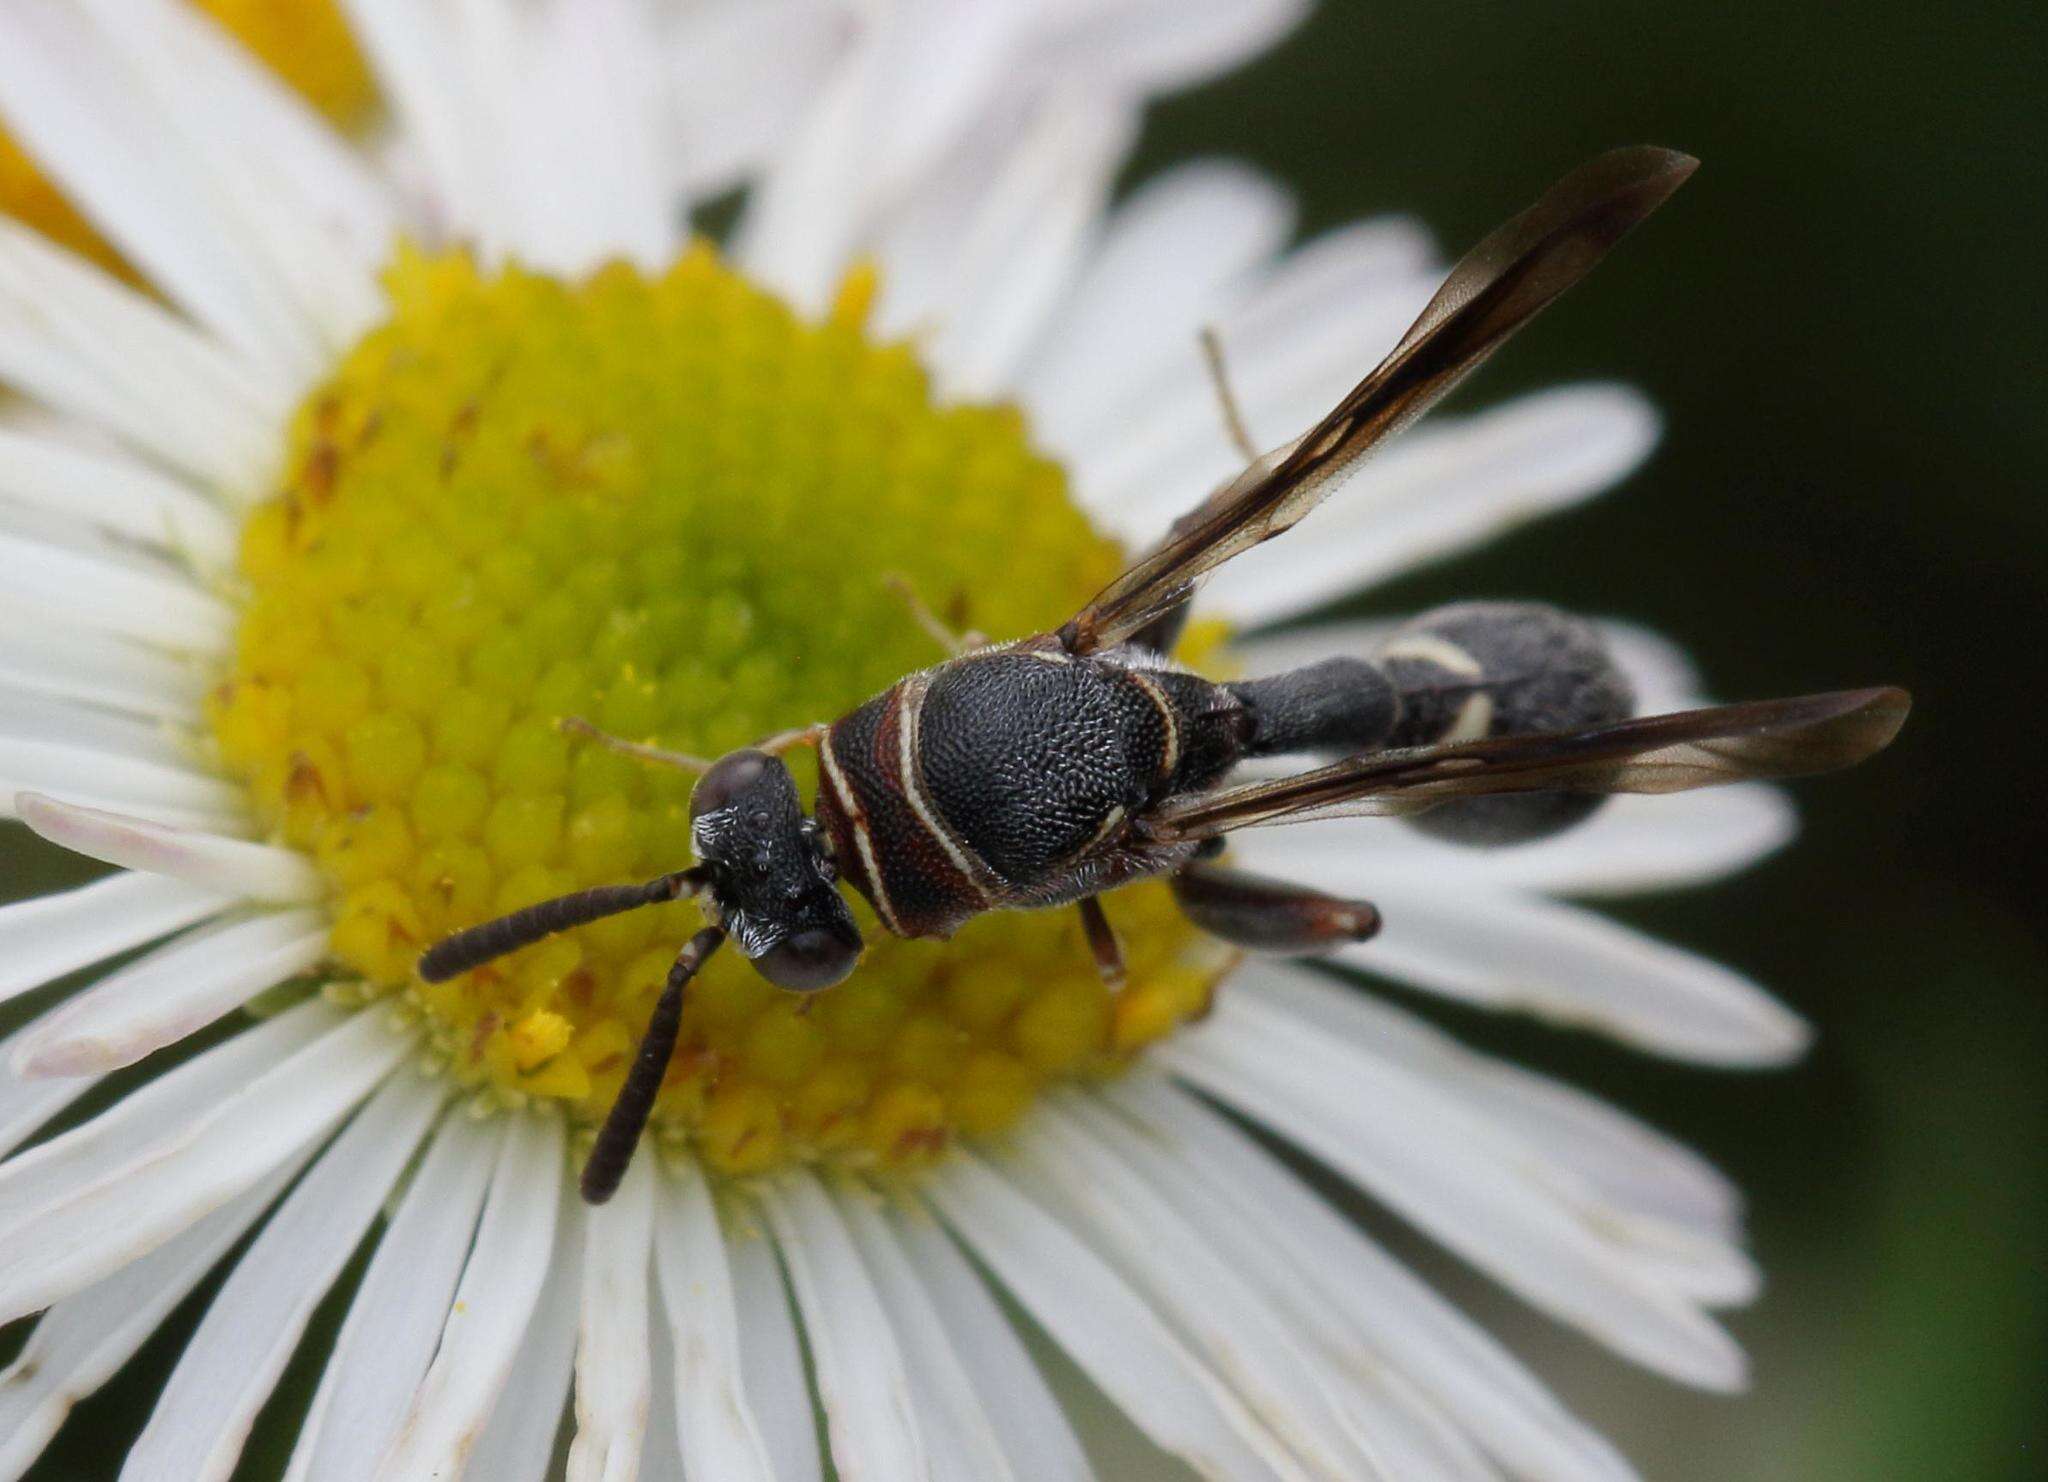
[[5, 0, 2043, 1477]]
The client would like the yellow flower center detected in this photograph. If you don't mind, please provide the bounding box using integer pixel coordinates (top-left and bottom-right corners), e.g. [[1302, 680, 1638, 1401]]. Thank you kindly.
[[211, 247, 1230, 1175], [0, 0, 373, 276]]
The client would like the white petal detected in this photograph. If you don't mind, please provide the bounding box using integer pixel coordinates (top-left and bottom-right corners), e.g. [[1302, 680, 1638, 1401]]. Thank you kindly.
[[0, 2, 320, 385], [1219, 976, 1751, 1303], [920, 95, 1140, 401], [887, 1208, 1091, 1482], [0, 998, 328, 1217], [1239, 965, 1744, 1240], [1073, 218, 1438, 527], [76, 0, 393, 353], [0, 426, 236, 569], [925, 1149, 1301, 1481], [121, 1073, 444, 1482], [360, 0, 677, 277], [1009, 1100, 1383, 1480], [468, 1185, 584, 1482], [726, 1224, 824, 1482], [0, 232, 278, 495], [836, 1187, 1018, 1482], [651, 1158, 777, 1482], [1222, 983, 1758, 1311], [0, 1013, 98, 1160], [373, 1109, 566, 1481], [1103, 1075, 1638, 1482], [0, 1005, 408, 1325], [1026, 0, 1310, 94], [0, 1157, 301, 1479], [285, 1113, 500, 1482], [14, 795, 310, 908], [725, 49, 872, 311], [1346, 883, 1810, 1065], [568, 1151, 655, 1482], [1205, 387, 1662, 625], [0, 869, 228, 1007], [506, 0, 680, 274], [1602, 620, 1707, 713], [1161, 1001, 1748, 1389], [19, 795, 319, 904], [0, 527, 235, 658], [1230, 782, 1795, 902], [758, 1169, 930, 1481], [639, 1316, 687, 1482], [12, 908, 327, 1078], [0, 620, 204, 721], [0, 687, 194, 767], [667, 0, 849, 200], [1075, 1086, 1509, 1482], [735, 0, 1030, 313], [1018, 159, 1295, 452], [112, 0, 396, 267], [336, 0, 498, 244]]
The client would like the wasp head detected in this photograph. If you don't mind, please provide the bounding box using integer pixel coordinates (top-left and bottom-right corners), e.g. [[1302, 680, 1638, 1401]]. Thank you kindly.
[[689, 749, 862, 990]]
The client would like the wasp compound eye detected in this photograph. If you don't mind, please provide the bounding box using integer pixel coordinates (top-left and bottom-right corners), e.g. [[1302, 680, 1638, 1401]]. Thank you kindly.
[[756, 921, 863, 991], [690, 749, 780, 818]]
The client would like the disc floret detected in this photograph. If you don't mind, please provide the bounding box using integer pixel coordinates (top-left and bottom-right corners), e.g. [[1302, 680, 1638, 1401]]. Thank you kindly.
[[211, 246, 1229, 1174]]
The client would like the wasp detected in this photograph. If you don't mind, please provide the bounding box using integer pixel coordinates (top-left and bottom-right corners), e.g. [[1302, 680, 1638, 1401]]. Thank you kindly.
[[418, 147, 1910, 1203]]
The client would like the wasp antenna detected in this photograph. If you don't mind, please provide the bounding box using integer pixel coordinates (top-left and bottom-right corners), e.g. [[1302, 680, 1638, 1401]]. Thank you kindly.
[[417, 869, 705, 982], [1199, 325, 1259, 464], [558, 715, 715, 774]]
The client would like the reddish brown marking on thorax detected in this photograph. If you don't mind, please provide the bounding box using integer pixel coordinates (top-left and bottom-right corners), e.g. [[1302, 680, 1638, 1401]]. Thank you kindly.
[[814, 678, 991, 940]]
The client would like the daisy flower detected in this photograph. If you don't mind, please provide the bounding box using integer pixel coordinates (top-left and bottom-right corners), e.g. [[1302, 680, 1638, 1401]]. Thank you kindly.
[[0, 2, 1819, 1478]]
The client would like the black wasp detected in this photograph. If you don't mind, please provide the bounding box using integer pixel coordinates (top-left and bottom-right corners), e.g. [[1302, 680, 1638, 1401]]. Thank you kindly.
[[419, 147, 1911, 1203]]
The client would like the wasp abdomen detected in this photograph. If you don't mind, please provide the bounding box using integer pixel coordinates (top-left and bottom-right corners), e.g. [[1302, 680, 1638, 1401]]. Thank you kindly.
[[1228, 658, 1400, 757], [1381, 602, 1631, 745], [1223, 603, 1635, 844], [1380, 601, 1635, 843]]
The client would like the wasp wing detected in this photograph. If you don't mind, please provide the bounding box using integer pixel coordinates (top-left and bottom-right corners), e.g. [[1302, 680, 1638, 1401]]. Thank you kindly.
[[1145, 687, 1910, 840], [1057, 146, 1698, 656]]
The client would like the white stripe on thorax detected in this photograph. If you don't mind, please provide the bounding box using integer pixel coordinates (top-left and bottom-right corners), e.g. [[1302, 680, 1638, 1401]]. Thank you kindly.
[[818, 724, 902, 937]]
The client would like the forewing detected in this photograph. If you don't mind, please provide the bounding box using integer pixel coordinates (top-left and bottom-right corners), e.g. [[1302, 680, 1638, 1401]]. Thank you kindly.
[[1147, 687, 1910, 840], [1058, 146, 1699, 655]]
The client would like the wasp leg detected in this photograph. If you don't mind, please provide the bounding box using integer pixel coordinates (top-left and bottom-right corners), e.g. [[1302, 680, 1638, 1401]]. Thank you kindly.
[[1200, 325, 1260, 463], [1170, 865, 1380, 956], [582, 926, 724, 1204], [1076, 896, 1127, 988], [884, 572, 987, 656], [559, 715, 713, 773]]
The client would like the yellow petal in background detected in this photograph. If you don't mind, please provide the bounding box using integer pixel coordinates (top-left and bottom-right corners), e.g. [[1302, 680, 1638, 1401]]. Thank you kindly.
[[0, 0, 374, 271], [194, 0, 376, 125]]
